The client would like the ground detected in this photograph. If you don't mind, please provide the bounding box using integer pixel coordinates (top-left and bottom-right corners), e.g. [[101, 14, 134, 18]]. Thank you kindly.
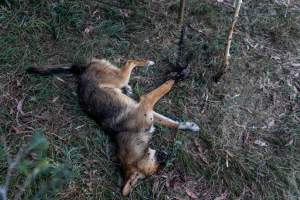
[[0, 0, 299, 199]]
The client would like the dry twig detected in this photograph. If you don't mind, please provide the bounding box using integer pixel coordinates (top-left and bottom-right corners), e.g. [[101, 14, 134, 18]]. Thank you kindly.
[[193, 139, 209, 165], [214, 0, 243, 82], [178, 0, 186, 26]]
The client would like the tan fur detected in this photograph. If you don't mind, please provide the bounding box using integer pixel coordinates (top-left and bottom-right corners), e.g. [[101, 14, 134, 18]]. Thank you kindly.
[[28, 58, 199, 196], [76, 58, 200, 196]]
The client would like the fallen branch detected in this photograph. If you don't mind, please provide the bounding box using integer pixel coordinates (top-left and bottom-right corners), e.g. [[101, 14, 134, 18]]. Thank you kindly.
[[214, 0, 243, 82]]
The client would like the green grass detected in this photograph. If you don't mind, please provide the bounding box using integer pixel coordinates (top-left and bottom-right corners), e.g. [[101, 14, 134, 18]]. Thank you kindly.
[[1, 0, 300, 199]]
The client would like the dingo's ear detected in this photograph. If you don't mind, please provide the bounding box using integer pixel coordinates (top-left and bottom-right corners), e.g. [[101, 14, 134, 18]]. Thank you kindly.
[[122, 171, 144, 196]]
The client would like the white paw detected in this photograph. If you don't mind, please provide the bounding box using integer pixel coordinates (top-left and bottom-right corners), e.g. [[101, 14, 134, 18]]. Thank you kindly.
[[146, 60, 155, 66], [123, 85, 133, 96], [149, 125, 155, 133], [178, 122, 200, 132]]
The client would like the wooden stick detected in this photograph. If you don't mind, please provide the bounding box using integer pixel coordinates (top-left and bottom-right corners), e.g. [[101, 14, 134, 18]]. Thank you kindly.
[[178, 0, 186, 26], [214, 0, 243, 82]]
